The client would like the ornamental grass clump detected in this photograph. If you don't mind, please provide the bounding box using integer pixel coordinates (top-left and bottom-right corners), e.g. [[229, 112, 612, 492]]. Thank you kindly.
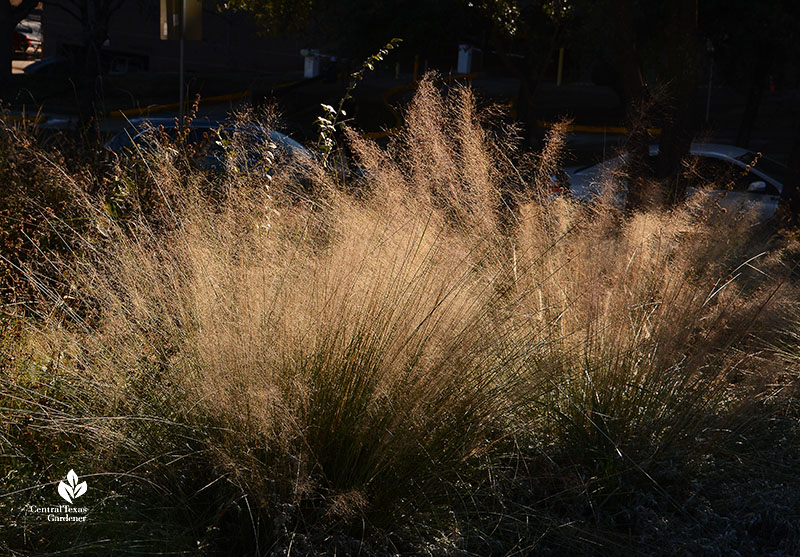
[[1, 75, 797, 555]]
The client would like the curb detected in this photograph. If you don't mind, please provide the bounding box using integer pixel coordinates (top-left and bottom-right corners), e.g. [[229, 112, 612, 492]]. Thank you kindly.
[[108, 78, 307, 119], [536, 120, 662, 135]]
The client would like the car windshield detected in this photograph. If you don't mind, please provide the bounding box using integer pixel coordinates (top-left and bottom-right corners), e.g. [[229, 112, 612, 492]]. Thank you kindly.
[[735, 152, 787, 184]]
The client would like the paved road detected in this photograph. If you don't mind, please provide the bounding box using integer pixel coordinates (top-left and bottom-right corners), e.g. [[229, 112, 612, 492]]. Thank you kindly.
[[12, 60, 35, 74]]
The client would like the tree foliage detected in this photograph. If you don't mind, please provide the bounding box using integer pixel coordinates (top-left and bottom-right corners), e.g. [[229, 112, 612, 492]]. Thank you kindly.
[[222, 0, 475, 60], [221, 0, 313, 35]]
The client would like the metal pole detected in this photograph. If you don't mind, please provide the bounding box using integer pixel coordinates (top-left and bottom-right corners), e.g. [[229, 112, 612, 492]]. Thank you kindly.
[[556, 47, 564, 87], [705, 39, 714, 123], [705, 57, 713, 123], [179, 0, 185, 128]]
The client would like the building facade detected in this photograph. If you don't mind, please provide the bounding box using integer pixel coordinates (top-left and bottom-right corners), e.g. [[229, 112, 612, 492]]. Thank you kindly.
[[42, 1, 304, 74]]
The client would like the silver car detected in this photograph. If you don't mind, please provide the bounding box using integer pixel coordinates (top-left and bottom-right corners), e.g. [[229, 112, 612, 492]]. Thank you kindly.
[[564, 143, 785, 220]]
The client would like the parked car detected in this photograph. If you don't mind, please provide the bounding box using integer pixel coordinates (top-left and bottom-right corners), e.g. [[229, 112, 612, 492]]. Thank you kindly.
[[12, 31, 30, 55], [105, 117, 312, 171], [16, 20, 41, 41], [108, 56, 146, 76], [563, 143, 785, 220], [23, 56, 70, 75], [14, 20, 41, 56]]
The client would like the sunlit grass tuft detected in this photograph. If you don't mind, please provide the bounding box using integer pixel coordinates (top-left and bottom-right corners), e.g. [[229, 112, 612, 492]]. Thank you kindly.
[[1, 77, 798, 554]]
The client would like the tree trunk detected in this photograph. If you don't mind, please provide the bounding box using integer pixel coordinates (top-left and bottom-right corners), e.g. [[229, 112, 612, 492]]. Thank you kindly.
[[607, 0, 652, 210], [0, 22, 12, 83], [76, 5, 115, 130], [608, 0, 646, 109], [780, 114, 800, 227], [735, 44, 772, 149], [516, 73, 538, 146], [0, 2, 15, 81], [1, 0, 38, 81], [489, 33, 538, 146], [657, 95, 695, 204], [490, 17, 561, 148], [624, 122, 654, 210], [655, 0, 699, 205]]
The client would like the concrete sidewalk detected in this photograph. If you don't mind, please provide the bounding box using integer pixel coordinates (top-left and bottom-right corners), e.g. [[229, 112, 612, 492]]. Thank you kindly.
[[12, 60, 35, 74]]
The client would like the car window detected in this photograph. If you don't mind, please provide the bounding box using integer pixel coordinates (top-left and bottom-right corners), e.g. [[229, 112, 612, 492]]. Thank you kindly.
[[681, 157, 732, 189], [683, 156, 778, 194], [131, 127, 175, 146], [130, 126, 215, 148], [735, 152, 787, 186]]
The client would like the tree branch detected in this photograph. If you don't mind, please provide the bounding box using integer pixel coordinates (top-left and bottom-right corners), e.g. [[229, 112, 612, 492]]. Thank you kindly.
[[12, 0, 40, 24], [42, 0, 83, 24], [109, 0, 126, 16]]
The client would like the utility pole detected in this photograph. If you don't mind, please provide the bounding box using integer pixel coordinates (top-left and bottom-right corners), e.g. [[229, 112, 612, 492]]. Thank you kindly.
[[160, 0, 202, 129], [705, 38, 714, 123], [179, 0, 185, 128]]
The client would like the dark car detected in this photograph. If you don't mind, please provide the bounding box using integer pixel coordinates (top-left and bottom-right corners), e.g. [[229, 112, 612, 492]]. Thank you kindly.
[[563, 143, 785, 221], [14, 20, 41, 56], [23, 56, 70, 75], [105, 117, 312, 172]]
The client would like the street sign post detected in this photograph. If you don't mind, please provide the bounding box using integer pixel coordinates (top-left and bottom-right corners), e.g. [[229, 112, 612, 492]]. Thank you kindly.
[[160, 0, 202, 126], [161, 0, 202, 40]]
